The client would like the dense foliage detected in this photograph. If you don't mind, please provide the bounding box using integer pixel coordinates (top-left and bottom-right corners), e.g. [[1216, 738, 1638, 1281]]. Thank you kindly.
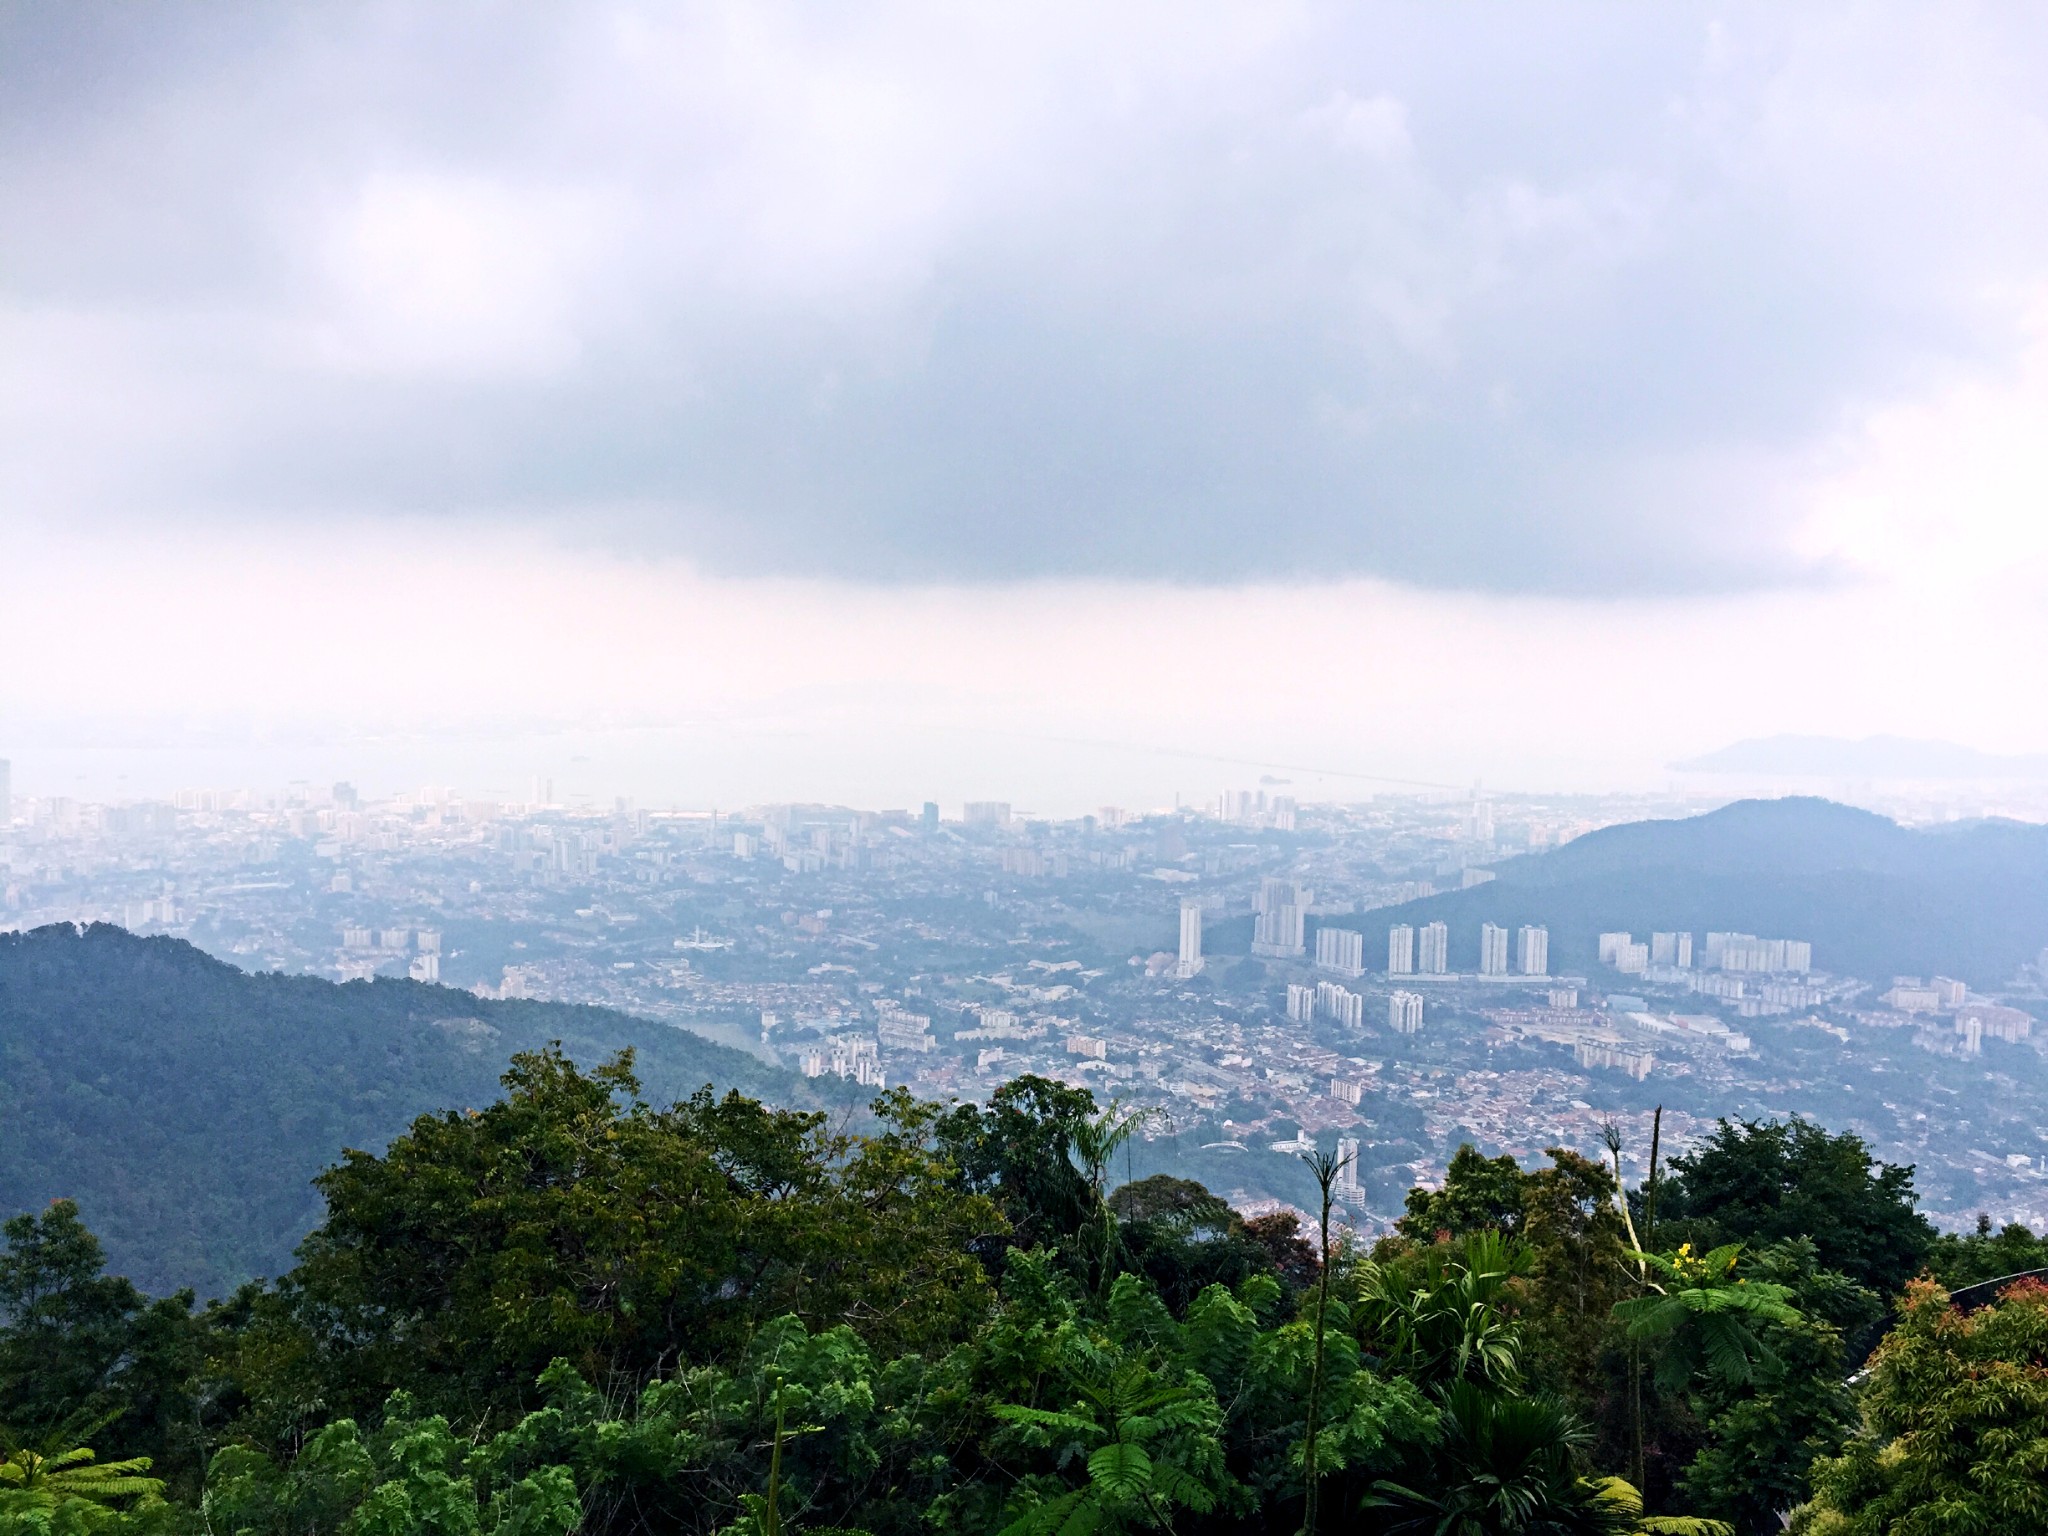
[[1923, 1213, 2048, 1290], [0, 924, 807, 1298], [1792, 1277, 2048, 1532], [1654, 1119, 1933, 1298], [5, 1039, 2043, 1535]]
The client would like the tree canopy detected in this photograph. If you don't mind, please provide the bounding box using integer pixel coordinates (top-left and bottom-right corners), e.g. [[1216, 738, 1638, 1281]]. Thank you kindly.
[[1655, 1119, 1933, 1297], [2, 1053, 2031, 1536]]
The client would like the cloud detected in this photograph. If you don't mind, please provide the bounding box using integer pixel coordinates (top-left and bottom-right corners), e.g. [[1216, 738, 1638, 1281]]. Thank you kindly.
[[6, 2, 2048, 592], [9, 517, 2048, 811]]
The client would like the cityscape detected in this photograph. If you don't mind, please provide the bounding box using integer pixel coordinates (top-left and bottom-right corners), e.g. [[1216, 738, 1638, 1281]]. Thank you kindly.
[[14, 5, 2048, 1526], [6, 754, 2044, 1234]]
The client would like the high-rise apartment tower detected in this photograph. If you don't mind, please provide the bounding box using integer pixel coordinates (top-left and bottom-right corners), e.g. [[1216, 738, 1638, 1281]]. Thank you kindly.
[[1176, 897, 1204, 978], [1479, 923, 1509, 976], [1418, 921, 1449, 975], [1387, 923, 1415, 975]]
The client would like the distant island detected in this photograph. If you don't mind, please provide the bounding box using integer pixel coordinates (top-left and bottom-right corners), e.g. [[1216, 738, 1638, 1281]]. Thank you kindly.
[[1674, 734, 2048, 779]]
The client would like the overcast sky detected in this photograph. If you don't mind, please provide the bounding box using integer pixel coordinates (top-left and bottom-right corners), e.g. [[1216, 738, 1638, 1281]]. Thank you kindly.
[[7, 3, 2048, 809]]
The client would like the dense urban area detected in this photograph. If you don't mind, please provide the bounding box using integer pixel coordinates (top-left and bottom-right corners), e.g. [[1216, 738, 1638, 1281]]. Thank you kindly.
[[4, 758, 2046, 1232]]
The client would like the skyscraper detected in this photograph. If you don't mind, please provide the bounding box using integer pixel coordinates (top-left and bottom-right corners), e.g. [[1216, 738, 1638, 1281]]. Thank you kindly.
[[1314, 980, 1364, 1028], [1316, 926, 1365, 978], [0, 758, 10, 827], [1389, 990, 1423, 1033], [1418, 921, 1449, 975], [1177, 897, 1204, 978], [1479, 922, 1509, 976], [1252, 878, 1310, 957], [1387, 924, 1415, 975], [1517, 925, 1549, 976], [1335, 1137, 1361, 1195], [921, 801, 940, 833]]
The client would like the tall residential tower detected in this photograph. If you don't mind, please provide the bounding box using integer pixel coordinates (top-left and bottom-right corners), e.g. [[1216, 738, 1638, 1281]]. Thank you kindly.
[[1176, 897, 1205, 978]]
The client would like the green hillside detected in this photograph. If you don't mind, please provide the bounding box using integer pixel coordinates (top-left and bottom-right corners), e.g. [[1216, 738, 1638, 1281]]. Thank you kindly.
[[0, 923, 802, 1298], [1314, 798, 2048, 986]]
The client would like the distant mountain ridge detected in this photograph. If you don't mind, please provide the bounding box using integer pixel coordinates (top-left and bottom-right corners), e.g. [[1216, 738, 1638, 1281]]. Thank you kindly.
[[0, 923, 804, 1297], [1320, 797, 2048, 988], [1674, 734, 2048, 779]]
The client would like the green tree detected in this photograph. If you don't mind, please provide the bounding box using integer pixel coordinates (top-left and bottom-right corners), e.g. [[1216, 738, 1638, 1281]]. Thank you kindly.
[[1924, 1213, 2048, 1290], [955, 1250, 1433, 1536], [935, 1075, 1097, 1258], [0, 1444, 168, 1536], [1357, 1232, 1529, 1392], [0, 1450, 161, 1508], [1517, 1150, 1631, 1418], [1397, 1146, 1530, 1243], [228, 1048, 1001, 1439], [0, 1203, 205, 1496], [1240, 1212, 1320, 1300], [1387, 1145, 1632, 1426], [1107, 1177, 1276, 1316], [1067, 1104, 1158, 1302], [1792, 1276, 2048, 1533], [1654, 1121, 1931, 1297], [1368, 1381, 1689, 1536], [203, 1392, 580, 1536], [991, 1361, 1224, 1536], [420, 1316, 910, 1536], [1613, 1245, 1801, 1396], [1669, 1242, 1874, 1536]]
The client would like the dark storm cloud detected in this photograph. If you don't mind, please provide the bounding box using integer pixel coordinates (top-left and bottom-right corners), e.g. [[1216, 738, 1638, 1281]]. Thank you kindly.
[[5, 2, 2047, 590]]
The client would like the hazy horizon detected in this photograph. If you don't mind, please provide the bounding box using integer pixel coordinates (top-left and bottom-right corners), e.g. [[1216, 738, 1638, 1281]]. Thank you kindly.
[[10, 4, 2048, 798]]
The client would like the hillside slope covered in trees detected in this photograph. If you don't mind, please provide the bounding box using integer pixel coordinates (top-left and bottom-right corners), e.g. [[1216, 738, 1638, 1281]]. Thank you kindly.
[[1319, 797, 2048, 986], [0, 923, 801, 1297]]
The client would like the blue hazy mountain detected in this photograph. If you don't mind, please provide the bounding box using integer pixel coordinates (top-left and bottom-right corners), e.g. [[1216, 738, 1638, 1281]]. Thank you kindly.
[[1674, 735, 2048, 779], [1321, 798, 2048, 989], [0, 923, 801, 1297]]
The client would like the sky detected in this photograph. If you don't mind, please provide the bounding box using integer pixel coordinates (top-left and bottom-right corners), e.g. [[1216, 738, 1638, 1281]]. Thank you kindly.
[[7, 2, 2048, 812]]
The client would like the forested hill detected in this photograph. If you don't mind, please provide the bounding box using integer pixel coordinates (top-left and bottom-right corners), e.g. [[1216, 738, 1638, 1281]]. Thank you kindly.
[[1320, 797, 2048, 986], [0, 922, 800, 1298]]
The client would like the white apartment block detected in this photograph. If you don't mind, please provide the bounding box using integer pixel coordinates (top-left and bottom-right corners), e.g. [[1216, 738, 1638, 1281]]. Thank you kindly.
[[1479, 923, 1509, 976], [1252, 878, 1311, 957], [1418, 921, 1449, 975], [1177, 897, 1205, 978], [1575, 1040, 1654, 1079], [1315, 980, 1364, 1028], [1387, 924, 1416, 975], [1705, 933, 1813, 974], [1650, 931, 1693, 968], [1316, 925, 1366, 978]]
